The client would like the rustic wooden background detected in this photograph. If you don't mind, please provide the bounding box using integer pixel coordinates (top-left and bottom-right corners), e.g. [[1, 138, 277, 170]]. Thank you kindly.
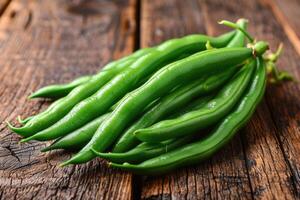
[[0, 0, 299, 199]]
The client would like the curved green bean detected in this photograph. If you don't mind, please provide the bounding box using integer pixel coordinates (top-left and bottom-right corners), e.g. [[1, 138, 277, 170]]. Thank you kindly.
[[29, 75, 92, 99], [41, 98, 159, 152]]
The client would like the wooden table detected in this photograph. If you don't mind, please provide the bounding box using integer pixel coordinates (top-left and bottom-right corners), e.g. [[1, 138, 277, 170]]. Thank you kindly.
[[0, 0, 299, 199]]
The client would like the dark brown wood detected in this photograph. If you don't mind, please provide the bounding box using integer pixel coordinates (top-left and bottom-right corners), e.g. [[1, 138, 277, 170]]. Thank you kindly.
[[0, 0, 136, 199], [261, 0, 300, 56]]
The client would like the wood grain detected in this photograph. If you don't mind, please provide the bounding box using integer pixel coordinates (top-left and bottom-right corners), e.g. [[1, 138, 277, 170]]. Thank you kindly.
[[0, 0, 136, 199], [260, 0, 300, 56]]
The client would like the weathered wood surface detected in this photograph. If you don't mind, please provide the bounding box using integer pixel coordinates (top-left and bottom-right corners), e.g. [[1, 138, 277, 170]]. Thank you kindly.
[[0, 0, 136, 199], [0, 0, 299, 199]]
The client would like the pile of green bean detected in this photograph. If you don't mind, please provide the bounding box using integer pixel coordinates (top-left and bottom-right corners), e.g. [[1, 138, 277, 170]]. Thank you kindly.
[[8, 19, 292, 175]]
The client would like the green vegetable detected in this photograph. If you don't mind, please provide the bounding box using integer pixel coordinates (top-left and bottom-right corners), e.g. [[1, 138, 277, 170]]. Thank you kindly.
[[19, 32, 236, 141], [112, 69, 235, 153], [92, 135, 194, 164], [41, 113, 109, 152], [135, 59, 255, 143], [29, 75, 92, 99], [8, 57, 138, 137], [61, 42, 268, 166], [112, 19, 248, 153], [110, 57, 266, 175]]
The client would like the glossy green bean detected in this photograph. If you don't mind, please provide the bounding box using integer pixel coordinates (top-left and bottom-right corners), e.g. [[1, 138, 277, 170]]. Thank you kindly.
[[93, 96, 213, 163], [112, 19, 247, 153], [21, 32, 236, 142], [16, 97, 66, 126], [29, 75, 92, 99], [112, 69, 235, 153], [110, 57, 266, 174], [62, 42, 268, 166], [41, 98, 159, 152], [41, 113, 110, 152], [17, 116, 34, 125], [92, 135, 194, 164], [135, 59, 255, 143]]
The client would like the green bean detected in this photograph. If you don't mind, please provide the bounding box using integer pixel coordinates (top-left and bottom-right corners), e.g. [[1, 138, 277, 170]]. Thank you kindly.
[[41, 113, 110, 152], [17, 116, 34, 125], [92, 135, 194, 164], [41, 98, 159, 152], [9, 56, 139, 137], [110, 57, 266, 174], [20, 32, 236, 142], [93, 96, 213, 163], [15, 97, 66, 126], [112, 19, 248, 153], [61, 41, 268, 166], [135, 59, 255, 143], [29, 75, 92, 99], [173, 95, 216, 117], [112, 69, 235, 153]]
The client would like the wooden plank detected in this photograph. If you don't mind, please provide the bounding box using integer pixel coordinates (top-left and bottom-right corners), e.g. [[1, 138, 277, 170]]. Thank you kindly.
[[260, 0, 300, 56], [0, 0, 10, 15], [205, 0, 300, 198], [258, 0, 300, 196], [140, 0, 252, 199], [0, 0, 137, 199]]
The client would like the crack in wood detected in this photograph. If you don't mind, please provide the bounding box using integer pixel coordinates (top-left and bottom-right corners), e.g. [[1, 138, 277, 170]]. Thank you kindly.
[[0, 0, 11, 17], [23, 9, 32, 30]]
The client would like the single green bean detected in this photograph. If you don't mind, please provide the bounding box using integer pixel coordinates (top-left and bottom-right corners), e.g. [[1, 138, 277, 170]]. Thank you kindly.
[[110, 57, 266, 174], [16, 97, 66, 126], [17, 116, 34, 125], [29, 75, 92, 99]]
